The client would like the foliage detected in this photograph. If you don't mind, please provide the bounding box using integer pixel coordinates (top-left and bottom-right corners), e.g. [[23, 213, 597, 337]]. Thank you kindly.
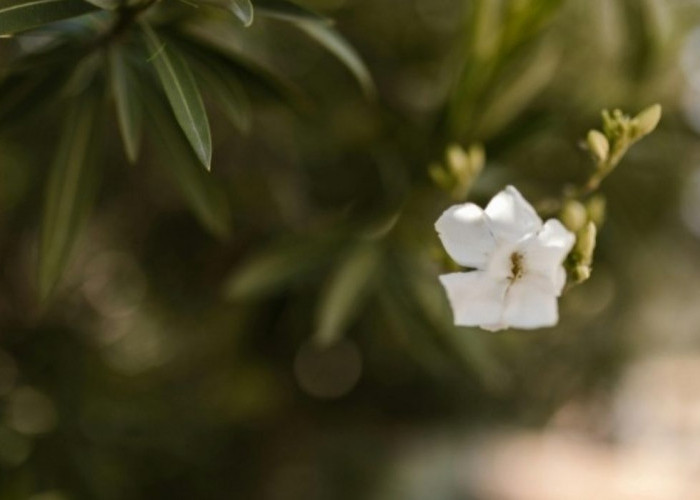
[[0, 0, 371, 297]]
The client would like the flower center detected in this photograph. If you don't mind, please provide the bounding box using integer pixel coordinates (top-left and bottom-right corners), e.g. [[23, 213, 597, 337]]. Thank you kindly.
[[509, 252, 525, 283]]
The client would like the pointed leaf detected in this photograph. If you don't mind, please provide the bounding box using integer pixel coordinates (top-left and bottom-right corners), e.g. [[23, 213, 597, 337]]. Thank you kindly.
[[109, 46, 143, 163], [294, 20, 375, 98], [474, 45, 560, 139], [179, 20, 312, 110], [255, 0, 330, 24], [145, 84, 231, 239], [39, 88, 101, 300], [193, 58, 251, 134], [314, 244, 380, 346], [82, 0, 119, 9], [0, 0, 97, 35], [230, 0, 253, 26], [141, 23, 212, 169]]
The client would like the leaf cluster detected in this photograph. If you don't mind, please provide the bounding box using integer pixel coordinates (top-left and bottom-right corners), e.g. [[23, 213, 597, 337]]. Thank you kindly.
[[0, 0, 373, 298]]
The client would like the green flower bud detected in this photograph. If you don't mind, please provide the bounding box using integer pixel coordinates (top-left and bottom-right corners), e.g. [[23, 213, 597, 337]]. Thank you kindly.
[[586, 195, 606, 228], [561, 200, 587, 232], [429, 162, 451, 191], [446, 144, 470, 178], [587, 130, 609, 163], [574, 264, 591, 283], [601, 109, 615, 137], [633, 104, 662, 138], [466, 144, 485, 177], [576, 221, 597, 266]]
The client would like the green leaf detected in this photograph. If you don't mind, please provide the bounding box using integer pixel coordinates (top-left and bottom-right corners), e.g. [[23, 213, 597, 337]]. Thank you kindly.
[[224, 237, 340, 300], [39, 88, 101, 300], [293, 20, 375, 98], [0, 0, 97, 35], [179, 19, 311, 110], [255, 0, 330, 24], [141, 23, 213, 170], [61, 49, 101, 97], [145, 83, 231, 239], [230, 0, 254, 26], [200, 0, 255, 26], [192, 58, 252, 134], [474, 44, 560, 139], [314, 243, 380, 347], [82, 0, 118, 9], [109, 46, 143, 163]]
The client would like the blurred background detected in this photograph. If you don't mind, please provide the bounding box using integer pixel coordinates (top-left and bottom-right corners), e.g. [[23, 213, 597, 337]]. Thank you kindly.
[[2, 0, 700, 498]]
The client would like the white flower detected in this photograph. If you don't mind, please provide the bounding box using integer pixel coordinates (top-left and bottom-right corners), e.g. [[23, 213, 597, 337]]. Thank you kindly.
[[435, 186, 575, 331]]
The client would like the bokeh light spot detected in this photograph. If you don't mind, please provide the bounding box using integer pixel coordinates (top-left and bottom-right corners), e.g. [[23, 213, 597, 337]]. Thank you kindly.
[[294, 339, 362, 399], [82, 252, 147, 319], [6, 387, 58, 435]]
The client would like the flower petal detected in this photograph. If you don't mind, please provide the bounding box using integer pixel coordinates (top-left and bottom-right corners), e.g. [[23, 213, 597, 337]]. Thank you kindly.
[[503, 275, 559, 329], [435, 203, 496, 268], [521, 219, 575, 295], [485, 186, 542, 242], [439, 271, 507, 327]]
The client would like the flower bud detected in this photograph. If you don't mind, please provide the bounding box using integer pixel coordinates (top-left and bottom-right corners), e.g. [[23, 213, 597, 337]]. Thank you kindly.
[[467, 144, 485, 177], [560, 200, 587, 232], [574, 264, 591, 283], [587, 130, 609, 163], [576, 221, 597, 265], [429, 162, 451, 190], [633, 104, 662, 137], [601, 109, 614, 136], [586, 195, 606, 228], [446, 144, 470, 178]]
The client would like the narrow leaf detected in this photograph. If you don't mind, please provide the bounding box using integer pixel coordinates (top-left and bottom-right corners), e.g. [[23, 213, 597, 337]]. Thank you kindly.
[[39, 88, 101, 300], [191, 58, 252, 134], [141, 23, 212, 169], [109, 46, 143, 163], [230, 0, 253, 26], [0, 0, 97, 35], [145, 83, 231, 239], [255, 0, 330, 24], [82, 0, 119, 9], [314, 244, 379, 346], [474, 45, 560, 139], [179, 20, 312, 111], [294, 20, 375, 98]]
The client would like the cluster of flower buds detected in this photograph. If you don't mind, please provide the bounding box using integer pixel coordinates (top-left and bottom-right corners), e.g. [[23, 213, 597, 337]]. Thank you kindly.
[[560, 197, 605, 284], [562, 104, 662, 285], [559, 200, 605, 284], [429, 143, 485, 200], [583, 104, 662, 193]]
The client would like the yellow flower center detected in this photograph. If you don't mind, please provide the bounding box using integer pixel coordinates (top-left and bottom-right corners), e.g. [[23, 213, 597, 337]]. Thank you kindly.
[[509, 252, 525, 283]]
